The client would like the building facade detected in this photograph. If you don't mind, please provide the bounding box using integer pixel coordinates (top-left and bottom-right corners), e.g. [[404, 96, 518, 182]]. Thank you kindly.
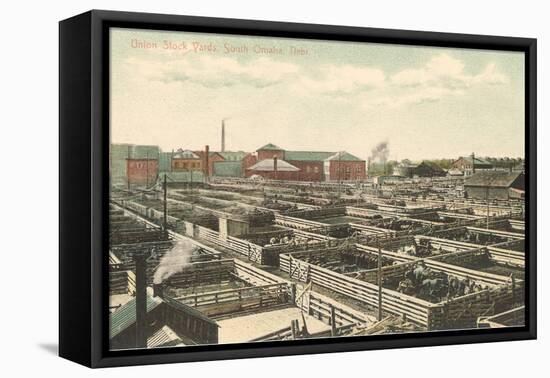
[[126, 158, 158, 187], [212, 151, 257, 178], [250, 144, 366, 182], [464, 171, 525, 200], [171, 149, 202, 172], [324, 152, 367, 181], [245, 156, 300, 180], [111, 144, 160, 186], [194, 150, 225, 177], [452, 156, 494, 176]]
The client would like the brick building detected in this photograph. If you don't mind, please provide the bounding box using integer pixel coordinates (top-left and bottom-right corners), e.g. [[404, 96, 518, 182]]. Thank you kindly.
[[194, 149, 225, 177], [324, 151, 367, 181], [247, 143, 366, 182], [452, 156, 494, 176], [111, 144, 160, 186], [126, 158, 158, 187], [171, 149, 202, 172]]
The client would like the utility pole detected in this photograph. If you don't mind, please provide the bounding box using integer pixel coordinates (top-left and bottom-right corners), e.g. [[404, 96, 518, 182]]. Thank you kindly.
[[485, 174, 497, 229], [486, 185, 490, 229], [337, 151, 342, 198], [163, 174, 167, 231], [377, 240, 383, 321], [127, 145, 131, 191], [134, 251, 148, 349]]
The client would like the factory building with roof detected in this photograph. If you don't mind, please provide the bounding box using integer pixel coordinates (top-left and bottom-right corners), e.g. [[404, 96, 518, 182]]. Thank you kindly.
[[464, 171, 525, 200], [111, 142, 367, 184], [452, 155, 494, 176], [245, 143, 366, 182]]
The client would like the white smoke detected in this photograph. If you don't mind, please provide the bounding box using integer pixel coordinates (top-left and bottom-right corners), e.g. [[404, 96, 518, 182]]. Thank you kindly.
[[153, 239, 196, 284]]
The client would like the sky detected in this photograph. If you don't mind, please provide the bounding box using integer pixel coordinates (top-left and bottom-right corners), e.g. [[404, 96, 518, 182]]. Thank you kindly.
[[110, 28, 525, 162]]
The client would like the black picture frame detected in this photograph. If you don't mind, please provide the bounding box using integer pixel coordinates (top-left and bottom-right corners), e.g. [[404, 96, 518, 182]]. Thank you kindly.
[[59, 9, 537, 368]]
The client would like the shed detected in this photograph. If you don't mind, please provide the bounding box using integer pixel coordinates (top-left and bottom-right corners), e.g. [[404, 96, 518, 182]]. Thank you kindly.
[[464, 171, 524, 200]]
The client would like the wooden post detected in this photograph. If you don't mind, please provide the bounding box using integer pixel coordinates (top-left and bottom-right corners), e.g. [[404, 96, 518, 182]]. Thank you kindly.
[[511, 274, 516, 305], [290, 319, 297, 340], [146, 151, 149, 188], [377, 241, 383, 321], [163, 174, 167, 231], [134, 253, 148, 349], [486, 186, 490, 230], [330, 304, 337, 336], [290, 283, 297, 304]]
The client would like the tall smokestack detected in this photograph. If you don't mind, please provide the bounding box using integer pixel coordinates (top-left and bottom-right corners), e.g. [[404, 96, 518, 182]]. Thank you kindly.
[[134, 252, 148, 348], [471, 152, 476, 174], [221, 119, 225, 152], [273, 155, 278, 180]]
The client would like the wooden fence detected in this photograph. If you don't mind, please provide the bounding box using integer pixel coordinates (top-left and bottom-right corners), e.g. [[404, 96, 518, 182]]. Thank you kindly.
[[280, 252, 433, 327], [280, 250, 521, 330], [165, 259, 235, 288], [173, 283, 290, 318]]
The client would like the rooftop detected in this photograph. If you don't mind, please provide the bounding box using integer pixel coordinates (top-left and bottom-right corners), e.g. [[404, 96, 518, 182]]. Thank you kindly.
[[218, 151, 249, 161], [325, 151, 364, 162], [248, 158, 300, 172], [461, 156, 494, 166], [257, 143, 283, 151], [110, 295, 163, 338], [464, 171, 524, 188], [173, 149, 200, 159], [285, 150, 334, 161]]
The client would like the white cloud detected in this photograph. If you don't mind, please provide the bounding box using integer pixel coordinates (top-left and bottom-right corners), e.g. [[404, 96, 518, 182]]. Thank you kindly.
[[295, 64, 385, 94], [125, 54, 300, 89], [391, 53, 508, 89], [381, 53, 510, 107], [469, 63, 509, 86], [123, 51, 509, 110]]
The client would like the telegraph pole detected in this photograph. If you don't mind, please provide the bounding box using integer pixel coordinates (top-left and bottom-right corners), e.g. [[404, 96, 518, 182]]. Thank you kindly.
[[377, 240, 383, 321], [134, 251, 148, 348], [146, 151, 149, 188], [163, 174, 167, 231], [486, 186, 490, 229], [337, 151, 342, 198]]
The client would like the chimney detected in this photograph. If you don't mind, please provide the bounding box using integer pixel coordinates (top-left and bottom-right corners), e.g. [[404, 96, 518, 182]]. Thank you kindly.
[[134, 253, 148, 348], [221, 119, 225, 152], [153, 282, 165, 299], [273, 155, 278, 180], [204, 145, 210, 179]]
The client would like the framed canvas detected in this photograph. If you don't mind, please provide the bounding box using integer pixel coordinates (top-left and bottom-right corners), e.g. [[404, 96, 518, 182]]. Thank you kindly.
[[59, 10, 536, 368]]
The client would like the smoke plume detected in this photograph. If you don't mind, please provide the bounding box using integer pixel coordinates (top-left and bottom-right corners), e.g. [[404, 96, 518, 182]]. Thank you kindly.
[[371, 141, 390, 163], [153, 239, 196, 284]]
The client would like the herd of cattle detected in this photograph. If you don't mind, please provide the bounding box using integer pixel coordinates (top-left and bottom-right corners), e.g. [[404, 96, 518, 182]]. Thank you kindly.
[[397, 262, 490, 302]]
